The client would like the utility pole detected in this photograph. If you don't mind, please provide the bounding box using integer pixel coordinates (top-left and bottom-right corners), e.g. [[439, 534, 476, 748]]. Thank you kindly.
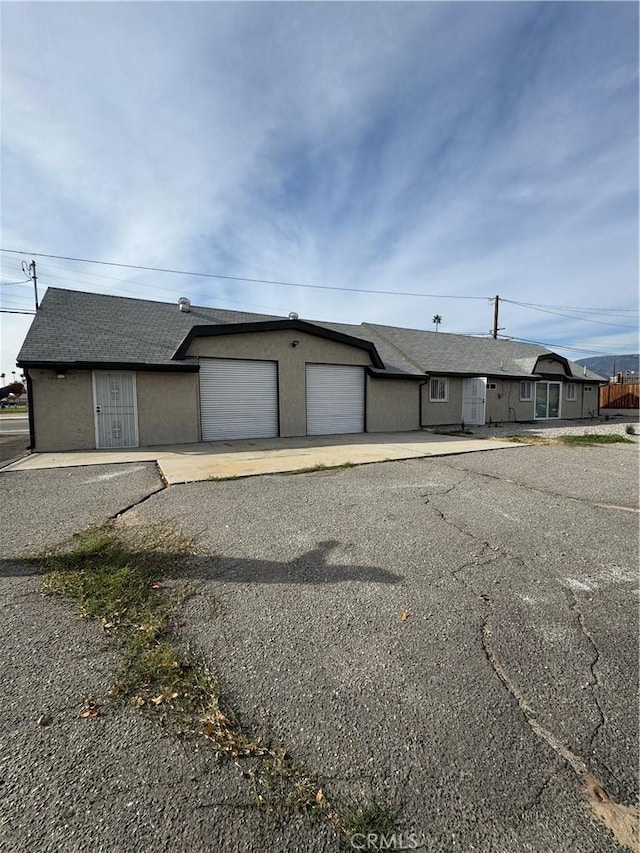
[[22, 259, 38, 310], [492, 294, 500, 338]]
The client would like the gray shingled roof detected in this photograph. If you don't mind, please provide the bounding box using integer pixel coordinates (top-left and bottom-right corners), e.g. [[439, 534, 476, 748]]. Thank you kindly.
[[362, 323, 603, 381], [17, 288, 282, 367], [18, 287, 604, 382], [314, 321, 423, 374]]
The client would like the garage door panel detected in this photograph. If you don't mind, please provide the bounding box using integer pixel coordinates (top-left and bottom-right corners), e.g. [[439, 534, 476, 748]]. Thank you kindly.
[[200, 359, 278, 441], [306, 364, 364, 435]]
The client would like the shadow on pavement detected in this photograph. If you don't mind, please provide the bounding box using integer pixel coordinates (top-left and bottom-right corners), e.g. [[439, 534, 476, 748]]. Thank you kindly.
[[0, 539, 403, 584]]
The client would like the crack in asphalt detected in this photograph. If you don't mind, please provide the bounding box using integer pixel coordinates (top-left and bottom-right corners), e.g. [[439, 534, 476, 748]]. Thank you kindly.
[[518, 767, 561, 821], [437, 460, 639, 513], [568, 589, 606, 756], [421, 481, 502, 565], [109, 471, 167, 520], [421, 482, 640, 849], [483, 609, 640, 850]]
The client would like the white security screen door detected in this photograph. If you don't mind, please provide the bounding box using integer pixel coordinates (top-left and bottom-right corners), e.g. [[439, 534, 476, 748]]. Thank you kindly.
[[199, 358, 279, 441], [306, 364, 365, 435], [461, 377, 487, 425], [93, 371, 139, 448]]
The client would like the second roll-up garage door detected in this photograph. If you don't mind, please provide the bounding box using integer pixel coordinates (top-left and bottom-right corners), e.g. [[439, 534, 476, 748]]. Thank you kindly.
[[306, 364, 365, 435], [200, 358, 278, 441]]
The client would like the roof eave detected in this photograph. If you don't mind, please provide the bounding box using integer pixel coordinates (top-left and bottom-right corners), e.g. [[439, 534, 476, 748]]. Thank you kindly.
[[19, 360, 200, 372], [366, 367, 426, 380], [172, 319, 385, 368]]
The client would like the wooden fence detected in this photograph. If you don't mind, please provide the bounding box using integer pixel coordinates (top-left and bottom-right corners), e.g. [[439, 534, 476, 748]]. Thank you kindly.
[[600, 381, 640, 409]]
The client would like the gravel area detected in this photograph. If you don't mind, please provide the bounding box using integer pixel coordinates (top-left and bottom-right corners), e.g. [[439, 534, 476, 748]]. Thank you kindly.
[[431, 415, 639, 440]]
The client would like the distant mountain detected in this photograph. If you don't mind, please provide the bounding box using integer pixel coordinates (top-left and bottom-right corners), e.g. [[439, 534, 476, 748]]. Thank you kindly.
[[574, 354, 639, 379]]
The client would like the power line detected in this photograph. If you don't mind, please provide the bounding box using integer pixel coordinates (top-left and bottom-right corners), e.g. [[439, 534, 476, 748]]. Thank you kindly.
[[503, 298, 637, 315], [0, 309, 36, 315], [498, 334, 632, 356], [0, 278, 31, 287], [0, 247, 489, 300], [32, 264, 350, 323], [504, 300, 639, 329]]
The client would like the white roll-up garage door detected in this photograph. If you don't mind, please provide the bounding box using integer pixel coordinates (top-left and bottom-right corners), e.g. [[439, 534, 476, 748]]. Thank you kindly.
[[200, 358, 278, 441], [306, 364, 365, 435]]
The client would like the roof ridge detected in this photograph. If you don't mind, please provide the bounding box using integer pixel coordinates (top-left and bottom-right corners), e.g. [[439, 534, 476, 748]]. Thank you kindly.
[[42, 286, 283, 320], [367, 321, 490, 341]]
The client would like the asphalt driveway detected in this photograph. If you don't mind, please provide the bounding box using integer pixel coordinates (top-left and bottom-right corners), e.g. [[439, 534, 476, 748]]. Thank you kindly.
[[0, 414, 30, 465], [0, 443, 638, 852]]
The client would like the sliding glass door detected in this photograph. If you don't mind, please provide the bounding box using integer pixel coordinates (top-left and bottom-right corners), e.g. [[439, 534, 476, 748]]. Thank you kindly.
[[535, 382, 561, 419]]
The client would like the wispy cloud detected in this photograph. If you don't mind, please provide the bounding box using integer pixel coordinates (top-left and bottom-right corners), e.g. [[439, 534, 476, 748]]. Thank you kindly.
[[1, 1, 637, 373]]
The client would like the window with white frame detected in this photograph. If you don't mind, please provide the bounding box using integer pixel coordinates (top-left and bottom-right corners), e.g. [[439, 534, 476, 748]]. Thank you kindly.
[[566, 382, 577, 401], [487, 382, 497, 390], [429, 377, 448, 402], [520, 381, 533, 401]]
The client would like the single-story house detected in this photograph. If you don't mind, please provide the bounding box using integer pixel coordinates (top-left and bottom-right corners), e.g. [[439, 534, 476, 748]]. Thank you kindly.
[[17, 288, 605, 452]]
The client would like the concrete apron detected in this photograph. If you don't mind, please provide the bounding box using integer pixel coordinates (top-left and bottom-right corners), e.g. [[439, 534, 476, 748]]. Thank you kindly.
[[2, 432, 525, 485]]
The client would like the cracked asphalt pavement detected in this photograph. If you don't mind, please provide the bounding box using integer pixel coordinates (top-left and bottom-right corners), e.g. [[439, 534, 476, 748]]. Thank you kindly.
[[1, 443, 638, 851]]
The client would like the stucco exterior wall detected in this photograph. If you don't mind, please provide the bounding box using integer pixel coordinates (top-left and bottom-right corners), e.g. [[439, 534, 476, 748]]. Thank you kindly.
[[30, 368, 95, 451], [580, 384, 600, 417], [188, 330, 372, 437], [536, 357, 567, 375], [136, 372, 200, 445], [485, 379, 535, 423], [367, 377, 421, 432], [560, 383, 600, 419], [421, 377, 464, 426]]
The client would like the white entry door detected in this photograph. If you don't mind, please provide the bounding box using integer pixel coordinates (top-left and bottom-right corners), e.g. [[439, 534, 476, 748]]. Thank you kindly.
[[461, 377, 487, 425], [93, 371, 139, 448], [306, 364, 365, 435]]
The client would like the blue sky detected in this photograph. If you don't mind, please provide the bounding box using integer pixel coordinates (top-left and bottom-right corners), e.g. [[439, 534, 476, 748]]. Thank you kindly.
[[1, 1, 638, 376]]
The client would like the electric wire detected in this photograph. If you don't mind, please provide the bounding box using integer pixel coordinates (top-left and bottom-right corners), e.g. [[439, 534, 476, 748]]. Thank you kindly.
[[0, 248, 490, 300], [31, 264, 356, 324], [502, 300, 638, 329], [497, 335, 626, 356], [502, 298, 637, 315]]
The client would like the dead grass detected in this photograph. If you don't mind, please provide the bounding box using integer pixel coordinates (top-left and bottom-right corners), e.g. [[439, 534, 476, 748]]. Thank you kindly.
[[506, 434, 634, 446], [279, 462, 357, 475], [433, 429, 475, 436], [35, 522, 394, 842]]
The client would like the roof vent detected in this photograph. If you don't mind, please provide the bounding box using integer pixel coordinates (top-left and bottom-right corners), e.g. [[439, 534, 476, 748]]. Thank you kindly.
[[178, 297, 191, 313], [288, 311, 299, 320]]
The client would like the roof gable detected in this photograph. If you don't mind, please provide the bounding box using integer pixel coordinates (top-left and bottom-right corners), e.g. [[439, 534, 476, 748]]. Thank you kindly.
[[173, 319, 384, 367]]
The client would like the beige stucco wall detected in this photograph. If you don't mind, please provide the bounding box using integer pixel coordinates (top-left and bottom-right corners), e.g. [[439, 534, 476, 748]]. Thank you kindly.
[[421, 377, 464, 426], [485, 379, 535, 423], [581, 384, 600, 417], [188, 330, 372, 437], [560, 382, 599, 419], [535, 357, 567, 375], [367, 377, 421, 432], [30, 368, 95, 451], [136, 372, 200, 445]]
